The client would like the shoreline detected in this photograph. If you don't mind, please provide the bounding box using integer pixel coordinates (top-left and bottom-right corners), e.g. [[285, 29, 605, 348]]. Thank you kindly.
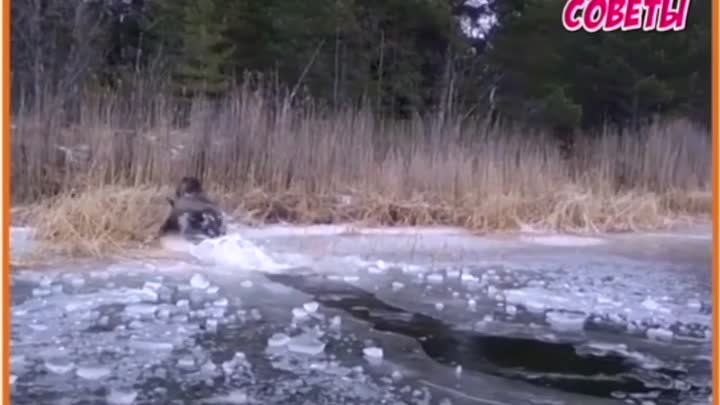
[[10, 217, 712, 267]]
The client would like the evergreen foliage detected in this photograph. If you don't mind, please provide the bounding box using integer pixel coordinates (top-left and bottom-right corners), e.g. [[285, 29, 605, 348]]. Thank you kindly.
[[11, 0, 710, 130]]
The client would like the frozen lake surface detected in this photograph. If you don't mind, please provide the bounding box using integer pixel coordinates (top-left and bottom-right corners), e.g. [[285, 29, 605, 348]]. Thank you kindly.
[[10, 224, 713, 405]]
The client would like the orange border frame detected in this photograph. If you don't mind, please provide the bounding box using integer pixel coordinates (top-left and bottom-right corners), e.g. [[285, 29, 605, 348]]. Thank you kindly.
[[3, 0, 10, 402], [713, 0, 719, 402], [3, 0, 10, 399], [0, 2, 718, 405]]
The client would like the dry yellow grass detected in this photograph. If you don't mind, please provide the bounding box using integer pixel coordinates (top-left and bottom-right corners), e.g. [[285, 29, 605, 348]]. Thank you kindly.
[[13, 183, 709, 258], [10, 86, 711, 257], [14, 186, 171, 257]]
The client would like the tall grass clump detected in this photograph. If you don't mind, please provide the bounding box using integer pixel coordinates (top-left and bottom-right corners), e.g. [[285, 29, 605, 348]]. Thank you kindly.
[[11, 81, 711, 256]]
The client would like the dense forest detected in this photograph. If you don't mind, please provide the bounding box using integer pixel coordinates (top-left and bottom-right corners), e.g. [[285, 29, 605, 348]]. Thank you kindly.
[[8, 0, 713, 242], [10, 0, 711, 133]]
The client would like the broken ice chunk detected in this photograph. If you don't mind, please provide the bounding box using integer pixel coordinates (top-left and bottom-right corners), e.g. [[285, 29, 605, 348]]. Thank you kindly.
[[213, 298, 229, 307], [524, 300, 546, 314], [156, 308, 170, 320], [546, 311, 587, 332], [647, 328, 674, 342], [76, 365, 112, 380], [222, 352, 248, 374], [190, 274, 210, 289], [128, 340, 174, 352], [268, 333, 291, 348], [642, 297, 660, 311], [204, 390, 248, 404], [66, 275, 86, 287], [32, 288, 52, 297], [687, 299, 702, 310], [288, 334, 326, 356], [177, 356, 197, 370], [292, 307, 309, 320], [205, 319, 218, 333], [45, 359, 75, 374], [303, 302, 320, 313], [125, 304, 158, 319], [467, 298, 477, 310], [143, 281, 162, 291], [107, 388, 138, 405], [329, 315, 342, 329]]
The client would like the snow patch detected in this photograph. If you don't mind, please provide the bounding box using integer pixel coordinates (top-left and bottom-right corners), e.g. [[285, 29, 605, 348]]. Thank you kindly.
[[520, 234, 606, 247], [363, 347, 384, 361], [238, 224, 469, 237], [10, 226, 37, 256]]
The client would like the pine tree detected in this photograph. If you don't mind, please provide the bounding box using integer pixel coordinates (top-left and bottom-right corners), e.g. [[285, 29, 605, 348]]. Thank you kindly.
[[171, 0, 235, 97]]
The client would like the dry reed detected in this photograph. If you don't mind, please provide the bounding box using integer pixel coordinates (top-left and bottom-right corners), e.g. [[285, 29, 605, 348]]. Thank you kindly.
[[10, 84, 711, 256]]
